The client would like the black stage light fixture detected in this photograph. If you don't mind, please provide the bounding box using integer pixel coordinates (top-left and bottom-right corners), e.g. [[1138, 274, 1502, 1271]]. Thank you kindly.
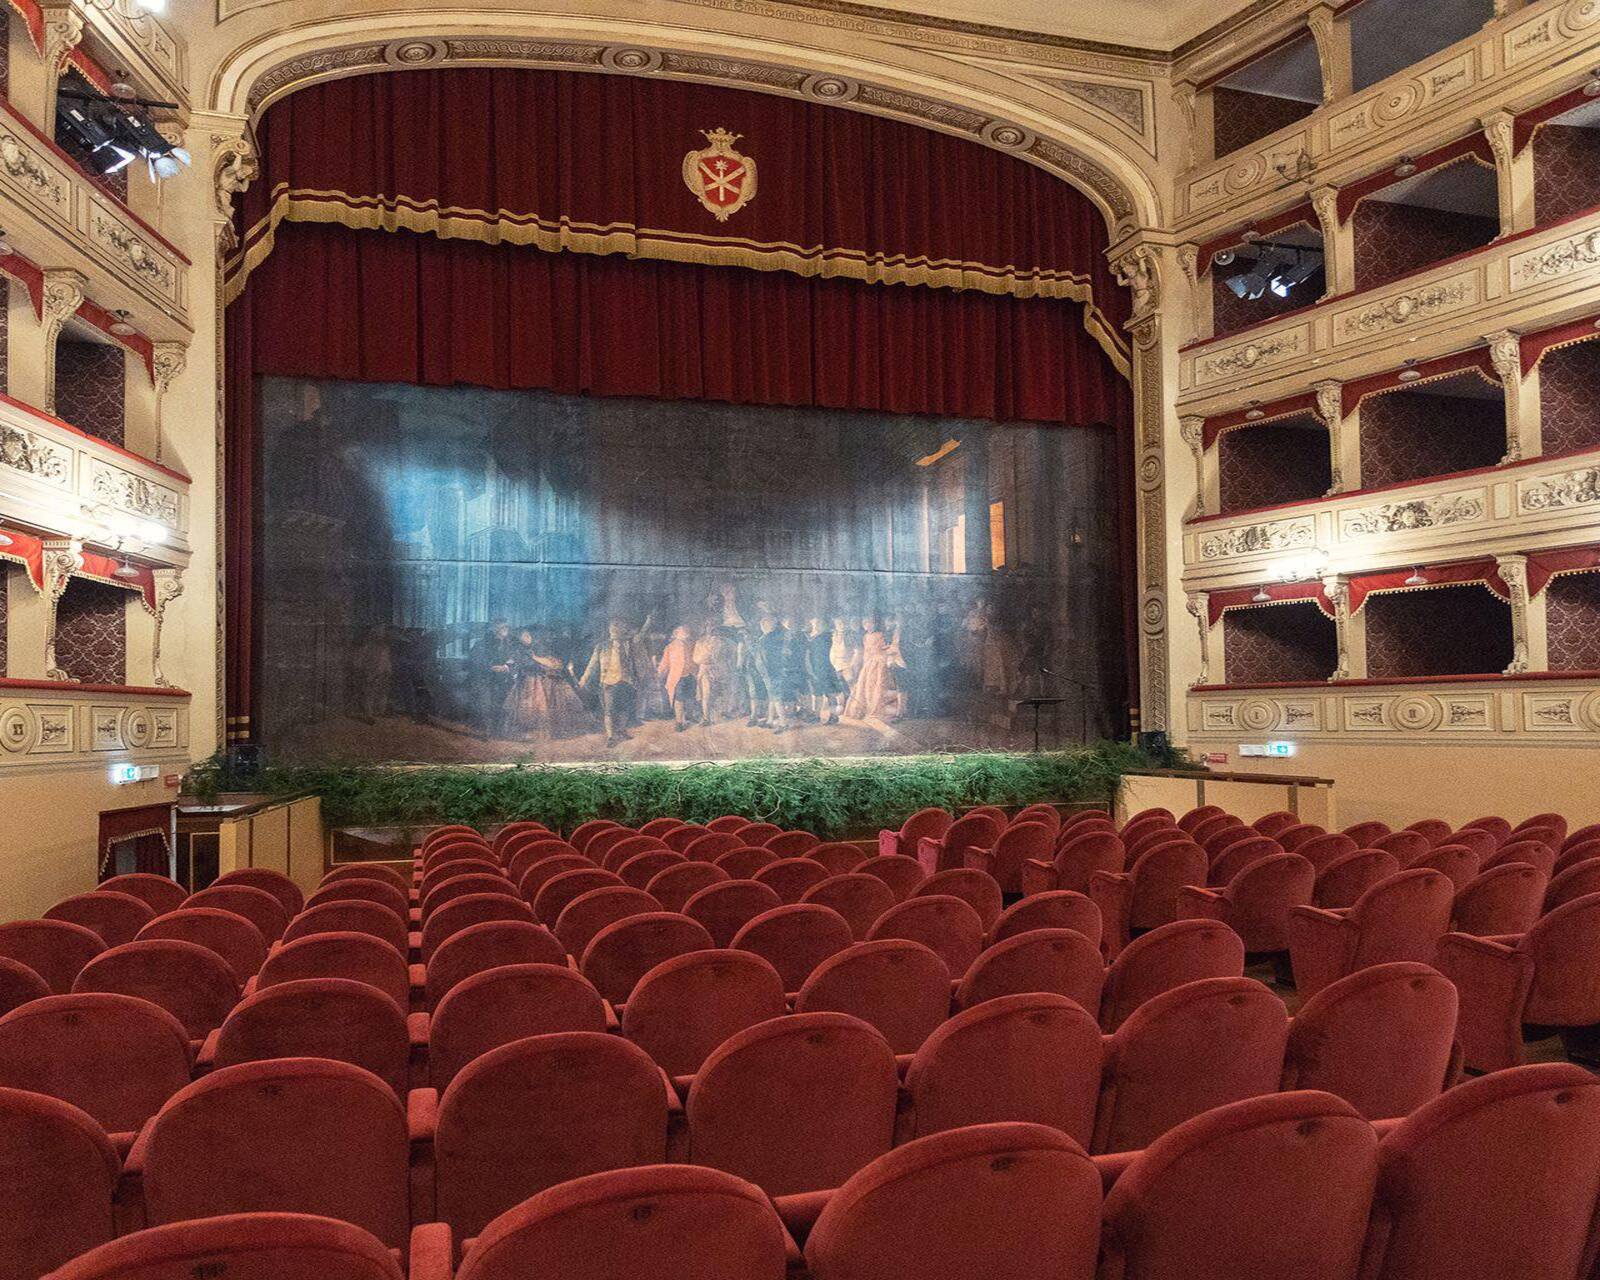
[[57, 82, 189, 182], [1224, 242, 1324, 302]]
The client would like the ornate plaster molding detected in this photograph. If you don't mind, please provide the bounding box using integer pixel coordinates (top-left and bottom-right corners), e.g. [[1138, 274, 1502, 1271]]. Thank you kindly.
[[40, 270, 86, 417]]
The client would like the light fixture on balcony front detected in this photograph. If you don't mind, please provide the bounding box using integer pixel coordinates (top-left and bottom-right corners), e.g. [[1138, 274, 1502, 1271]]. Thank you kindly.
[[0, 230, 14, 257], [1393, 156, 1418, 178], [1252, 586, 1273, 603], [1245, 400, 1265, 420], [1585, 69, 1600, 97], [1405, 567, 1428, 586], [0, 530, 12, 548], [109, 310, 136, 337], [113, 559, 141, 580], [1398, 359, 1422, 382]]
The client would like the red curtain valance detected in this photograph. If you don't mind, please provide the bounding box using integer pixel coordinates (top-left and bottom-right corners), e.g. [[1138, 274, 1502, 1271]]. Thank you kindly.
[[1207, 557, 1517, 626], [0, 526, 157, 609], [228, 67, 1130, 374]]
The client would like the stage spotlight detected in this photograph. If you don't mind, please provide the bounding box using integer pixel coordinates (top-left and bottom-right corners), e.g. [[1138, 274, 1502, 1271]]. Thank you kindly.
[[1269, 248, 1322, 297], [1213, 249, 1236, 267], [0, 531, 12, 548], [1225, 243, 1324, 302], [57, 82, 189, 182], [109, 311, 136, 337]]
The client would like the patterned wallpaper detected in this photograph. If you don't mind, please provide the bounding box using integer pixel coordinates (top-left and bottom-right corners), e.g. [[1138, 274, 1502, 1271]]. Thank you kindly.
[[1212, 87, 1317, 159], [54, 578, 127, 686], [1365, 584, 1513, 679], [1533, 125, 1600, 228], [1351, 198, 1499, 292], [1224, 601, 1338, 684], [0, 277, 9, 398], [1537, 338, 1600, 456], [1547, 573, 1600, 672], [1218, 416, 1332, 513], [1211, 251, 1322, 338], [0, 566, 7, 677], [1358, 380, 1506, 489], [54, 340, 125, 446], [0, 13, 8, 101]]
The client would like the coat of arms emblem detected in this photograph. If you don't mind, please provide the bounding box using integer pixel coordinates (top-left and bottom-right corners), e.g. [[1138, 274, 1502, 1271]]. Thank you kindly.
[[682, 127, 757, 222]]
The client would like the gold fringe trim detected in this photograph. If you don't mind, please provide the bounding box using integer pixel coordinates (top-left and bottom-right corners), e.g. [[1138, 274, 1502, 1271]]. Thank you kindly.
[[1528, 326, 1600, 374], [224, 187, 1132, 379]]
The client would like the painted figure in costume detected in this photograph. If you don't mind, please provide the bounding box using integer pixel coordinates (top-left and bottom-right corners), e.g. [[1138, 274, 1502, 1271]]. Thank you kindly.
[[778, 615, 808, 720], [469, 619, 518, 738], [632, 615, 670, 721], [804, 617, 844, 724], [692, 622, 733, 724], [830, 616, 861, 691], [657, 625, 701, 732], [581, 615, 652, 747], [511, 629, 593, 740], [756, 615, 791, 731], [846, 616, 900, 721], [349, 626, 393, 724]]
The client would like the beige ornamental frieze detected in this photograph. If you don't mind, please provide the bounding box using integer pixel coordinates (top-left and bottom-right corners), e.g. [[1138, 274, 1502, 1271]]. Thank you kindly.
[[0, 685, 188, 773]]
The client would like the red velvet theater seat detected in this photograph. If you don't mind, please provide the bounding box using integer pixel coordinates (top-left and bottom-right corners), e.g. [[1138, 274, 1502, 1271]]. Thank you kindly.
[[1281, 962, 1457, 1120], [794, 939, 951, 1054], [0, 1086, 118, 1280], [1363, 1064, 1600, 1280], [0, 956, 48, 1016], [684, 880, 783, 948], [763, 831, 820, 857], [639, 817, 690, 839], [685, 832, 747, 864], [1094, 977, 1289, 1154], [418, 1031, 668, 1241], [131, 1058, 411, 1251], [600, 836, 668, 873], [1292, 833, 1358, 874], [799, 874, 895, 941], [955, 928, 1104, 1013], [1450, 861, 1545, 936], [1404, 818, 1454, 848], [1342, 820, 1392, 846], [72, 940, 240, 1040], [1513, 812, 1569, 845], [989, 891, 1103, 949], [420, 873, 516, 921], [1543, 857, 1600, 912], [568, 819, 622, 853], [687, 1012, 898, 1195], [1204, 834, 1284, 888], [644, 860, 729, 912], [1444, 827, 1498, 863], [426, 963, 607, 1089], [1253, 811, 1299, 838], [44, 892, 155, 947], [0, 992, 192, 1147], [307, 876, 411, 919], [1179, 805, 1228, 834], [136, 908, 265, 984], [321, 863, 409, 893], [492, 820, 552, 858], [915, 811, 1002, 875], [733, 904, 853, 992], [0, 919, 105, 993], [1483, 839, 1558, 878], [580, 912, 715, 1006], [419, 861, 500, 900], [256, 930, 411, 1009], [441, 1165, 789, 1280], [712, 846, 779, 879], [513, 854, 591, 906], [867, 895, 985, 978], [185, 884, 290, 945], [587, 828, 643, 868], [1098, 919, 1245, 1033], [1458, 815, 1512, 847], [1176, 852, 1315, 954], [284, 901, 409, 956], [534, 870, 624, 930], [752, 856, 830, 904], [902, 994, 1102, 1147], [621, 949, 787, 1076], [97, 874, 188, 918], [1019, 830, 1125, 898], [421, 893, 536, 963], [878, 807, 953, 861], [808, 842, 868, 876], [617, 850, 686, 890], [913, 869, 1003, 934], [1371, 829, 1430, 862], [1313, 849, 1399, 910], [704, 815, 749, 833], [1014, 803, 1065, 836], [1287, 868, 1454, 999], [803, 1123, 1101, 1280], [1100, 1091, 1377, 1280], [855, 854, 929, 903], [1089, 838, 1209, 957], [1405, 844, 1480, 894], [553, 886, 662, 960], [964, 822, 1054, 895], [506, 840, 583, 886]]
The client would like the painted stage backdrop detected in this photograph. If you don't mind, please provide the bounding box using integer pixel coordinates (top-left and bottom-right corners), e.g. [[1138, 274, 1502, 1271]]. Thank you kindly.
[[256, 378, 1128, 763]]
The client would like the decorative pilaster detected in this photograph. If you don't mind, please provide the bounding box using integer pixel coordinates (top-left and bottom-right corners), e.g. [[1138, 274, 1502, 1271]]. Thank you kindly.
[[211, 129, 259, 253], [1496, 554, 1535, 675], [150, 342, 187, 464], [1486, 329, 1534, 464], [1482, 110, 1532, 237], [1307, 4, 1353, 102], [149, 569, 184, 688], [39, 7, 84, 124], [1186, 593, 1211, 688], [1323, 574, 1361, 682], [42, 539, 82, 682], [1314, 380, 1355, 494], [40, 270, 86, 417], [1180, 415, 1211, 517], [1310, 185, 1351, 298]]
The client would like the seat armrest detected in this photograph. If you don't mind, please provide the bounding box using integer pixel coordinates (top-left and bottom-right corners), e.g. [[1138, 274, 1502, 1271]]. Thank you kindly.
[[1092, 1148, 1139, 1192], [409, 962, 427, 997], [408, 907, 423, 928], [1175, 883, 1227, 923], [915, 835, 944, 875], [409, 1222, 454, 1280], [195, 1027, 222, 1073], [773, 1189, 833, 1245], [877, 830, 900, 859], [408, 930, 422, 954], [1088, 871, 1134, 959], [1433, 931, 1535, 1073], [407, 1087, 440, 1145], [407, 1012, 430, 1050], [241, 975, 259, 998], [603, 1000, 620, 1032], [1285, 905, 1355, 999]]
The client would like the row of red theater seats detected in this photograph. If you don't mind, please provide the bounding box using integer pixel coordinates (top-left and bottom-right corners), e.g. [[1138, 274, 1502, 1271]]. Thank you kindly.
[[29, 1064, 1600, 1280]]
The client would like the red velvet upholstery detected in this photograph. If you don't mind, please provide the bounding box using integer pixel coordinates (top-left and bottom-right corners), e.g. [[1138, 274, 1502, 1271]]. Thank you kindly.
[[1098, 920, 1246, 1032], [689, 833, 752, 865], [795, 940, 951, 1053], [1177, 852, 1315, 953], [1020, 831, 1126, 897], [963, 823, 1054, 895], [452, 1165, 788, 1280], [516, 854, 594, 905], [1314, 850, 1400, 909], [1206, 835, 1284, 887], [580, 912, 715, 1005], [955, 928, 1104, 1013], [1014, 804, 1064, 835], [506, 842, 583, 886], [421, 893, 536, 962], [1191, 815, 1249, 851], [45, 892, 155, 947], [420, 873, 514, 920], [72, 940, 240, 1039], [658, 824, 707, 853], [0, 992, 191, 1140], [644, 860, 729, 912], [1090, 839, 1209, 955], [187, 884, 290, 944], [1287, 869, 1454, 999], [569, 820, 621, 853], [687, 1012, 898, 1195], [855, 854, 929, 902], [808, 842, 868, 875], [214, 978, 410, 1095], [419, 859, 498, 894], [98, 874, 187, 917], [599, 837, 665, 876], [586, 828, 638, 867], [1561, 823, 1600, 854], [1544, 858, 1600, 912], [1095, 977, 1290, 1153], [1483, 840, 1558, 878], [733, 904, 854, 992], [621, 949, 787, 1076], [1554, 840, 1600, 875], [903, 995, 1102, 1146], [1406, 845, 1480, 893], [1404, 819, 1453, 848], [1371, 830, 1430, 861], [730, 823, 781, 847], [1100, 1091, 1377, 1279], [617, 850, 685, 889], [1363, 1064, 1600, 1280], [137, 909, 264, 984], [431, 1031, 668, 1239], [0, 919, 105, 992], [492, 821, 551, 858], [1343, 821, 1392, 846], [553, 885, 661, 959], [805, 1122, 1101, 1280], [1253, 811, 1299, 838], [1514, 813, 1568, 844], [914, 869, 1003, 933], [419, 825, 481, 854], [800, 874, 896, 941], [0, 956, 48, 1015], [878, 808, 953, 861], [1460, 815, 1511, 845], [765, 831, 820, 856], [257, 931, 411, 1009], [990, 891, 1103, 948], [683, 880, 783, 947], [320, 863, 409, 892], [427, 963, 607, 1088], [1451, 862, 1545, 936], [702, 817, 747, 833], [1278, 824, 1327, 853], [1121, 818, 1177, 853], [1057, 808, 1109, 835], [754, 857, 831, 904], [214, 868, 307, 918], [1444, 827, 1497, 862], [713, 846, 779, 879], [307, 877, 410, 918], [424, 919, 566, 1009], [1179, 805, 1228, 834], [137, 1058, 410, 1250], [1282, 962, 1457, 1120], [867, 895, 985, 977], [0, 1086, 119, 1280], [914, 812, 1002, 875], [1294, 833, 1359, 873]]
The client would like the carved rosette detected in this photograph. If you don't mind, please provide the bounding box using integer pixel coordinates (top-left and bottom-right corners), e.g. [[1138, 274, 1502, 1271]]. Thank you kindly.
[[42, 540, 84, 682], [40, 270, 86, 416]]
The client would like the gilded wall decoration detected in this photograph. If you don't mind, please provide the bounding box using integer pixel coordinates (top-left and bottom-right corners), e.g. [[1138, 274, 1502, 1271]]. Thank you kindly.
[[1520, 466, 1600, 512], [1339, 491, 1486, 538], [90, 462, 183, 528], [0, 424, 70, 485], [1339, 279, 1476, 337], [1199, 518, 1316, 560], [1513, 228, 1600, 287]]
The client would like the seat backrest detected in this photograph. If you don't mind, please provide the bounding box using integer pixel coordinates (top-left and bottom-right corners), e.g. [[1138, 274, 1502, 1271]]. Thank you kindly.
[[754, 857, 831, 904], [928, 813, 1003, 873], [732, 904, 854, 991], [905, 994, 1103, 1147], [307, 877, 410, 919], [1444, 827, 1498, 862], [733, 822, 783, 847], [143, 1058, 410, 1249], [684, 880, 784, 948], [282, 901, 408, 955], [98, 873, 188, 916], [1252, 811, 1299, 838], [455, 1165, 788, 1280], [800, 874, 896, 940], [687, 1012, 898, 1195], [1294, 833, 1358, 873], [1371, 829, 1430, 861], [421, 892, 536, 962], [1013, 804, 1063, 835], [44, 891, 155, 947], [0, 992, 191, 1136], [704, 816, 749, 833], [1276, 824, 1325, 853], [420, 855, 498, 889], [685, 832, 748, 864], [1125, 824, 1186, 863], [1342, 821, 1392, 847], [955, 929, 1104, 1014], [517, 854, 596, 906], [1055, 807, 1108, 836], [0, 956, 49, 1016], [714, 846, 780, 879], [1544, 859, 1600, 913], [0, 919, 105, 993], [436, 1031, 669, 1240], [617, 850, 686, 891], [214, 978, 410, 1095], [1404, 819, 1453, 848], [1100, 920, 1245, 1032], [187, 884, 291, 944], [554, 886, 662, 961], [213, 867, 307, 918], [1127, 840, 1209, 930], [1047, 831, 1126, 894], [421, 872, 514, 920], [419, 825, 481, 854], [493, 821, 552, 859], [1283, 962, 1457, 1121], [1347, 869, 1455, 970], [854, 854, 928, 902], [645, 860, 729, 912], [805, 1122, 1101, 1280], [0, 1085, 119, 1280], [1097, 977, 1290, 1154], [429, 963, 608, 1088], [568, 820, 621, 853], [1451, 862, 1545, 936], [586, 828, 640, 868], [71, 939, 239, 1039], [1218, 853, 1317, 953], [665, 824, 714, 854], [258, 930, 411, 1009], [1208, 835, 1285, 888], [1485, 839, 1558, 877], [1524, 892, 1600, 1024], [1178, 805, 1228, 834], [1514, 812, 1568, 844], [1459, 815, 1511, 846], [622, 949, 787, 1076], [425, 919, 566, 1009], [989, 891, 1103, 949], [867, 895, 985, 978], [897, 807, 955, 847], [321, 863, 409, 892], [1556, 839, 1600, 875], [975, 824, 1055, 894], [581, 912, 715, 1005], [795, 940, 951, 1054], [914, 869, 1003, 933], [1190, 815, 1248, 851], [1406, 844, 1480, 893], [1100, 1090, 1377, 1280], [507, 840, 585, 886], [1314, 849, 1399, 910], [137, 908, 265, 983], [809, 842, 868, 875]]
